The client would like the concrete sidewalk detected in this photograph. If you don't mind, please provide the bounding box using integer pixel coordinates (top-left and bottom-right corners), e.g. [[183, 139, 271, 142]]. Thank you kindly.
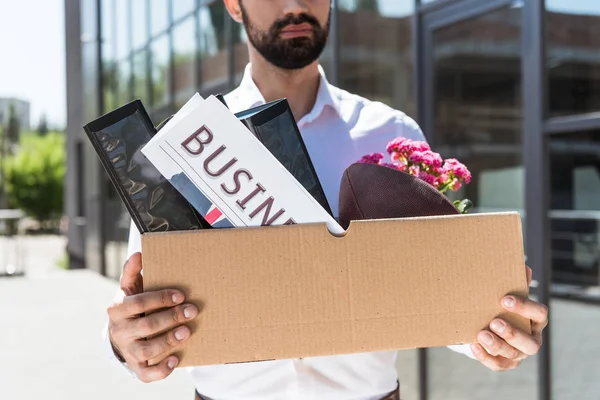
[[0, 269, 195, 400], [2, 235, 599, 400]]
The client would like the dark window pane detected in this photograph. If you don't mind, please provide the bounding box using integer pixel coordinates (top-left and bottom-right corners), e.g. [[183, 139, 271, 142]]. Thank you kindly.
[[115, 0, 130, 60], [173, 16, 197, 107], [198, 2, 228, 95], [550, 130, 600, 287], [133, 50, 149, 104], [173, 0, 195, 22], [151, 34, 171, 108], [339, 0, 415, 116], [547, 1, 600, 117], [549, 130, 600, 399], [150, 0, 169, 37]]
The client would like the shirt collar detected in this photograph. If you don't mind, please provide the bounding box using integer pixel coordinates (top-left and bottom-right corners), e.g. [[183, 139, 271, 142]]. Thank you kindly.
[[237, 63, 341, 125]]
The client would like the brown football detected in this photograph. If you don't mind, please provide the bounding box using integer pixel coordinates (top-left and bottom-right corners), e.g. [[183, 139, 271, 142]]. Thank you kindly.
[[337, 163, 460, 230]]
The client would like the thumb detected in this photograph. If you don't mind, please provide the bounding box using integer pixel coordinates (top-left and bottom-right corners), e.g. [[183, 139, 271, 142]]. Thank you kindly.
[[526, 265, 532, 287], [121, 252, 143, 296]]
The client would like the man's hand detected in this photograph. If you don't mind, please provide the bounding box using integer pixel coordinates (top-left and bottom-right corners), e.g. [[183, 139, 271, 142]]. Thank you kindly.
[[106, 252, 198, 382], [470, 266, 549, 371]]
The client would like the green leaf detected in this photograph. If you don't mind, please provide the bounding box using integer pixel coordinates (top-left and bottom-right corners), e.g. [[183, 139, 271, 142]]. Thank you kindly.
[[454, 199, 473, 214]]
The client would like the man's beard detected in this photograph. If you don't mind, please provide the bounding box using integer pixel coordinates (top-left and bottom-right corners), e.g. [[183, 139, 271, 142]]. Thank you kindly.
[[240, 3, 331, 70]]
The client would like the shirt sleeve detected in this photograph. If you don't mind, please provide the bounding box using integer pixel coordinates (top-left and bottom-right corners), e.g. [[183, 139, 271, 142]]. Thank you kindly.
[[446, 344, 477, 360]]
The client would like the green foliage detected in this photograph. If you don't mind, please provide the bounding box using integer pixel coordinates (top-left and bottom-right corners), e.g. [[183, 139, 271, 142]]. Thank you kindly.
[[5, 132, 65, 226], [454, 199, 473, 214]]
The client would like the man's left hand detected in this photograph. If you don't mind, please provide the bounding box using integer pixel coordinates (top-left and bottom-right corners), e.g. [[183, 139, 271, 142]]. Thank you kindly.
[[470, 266, 549, 371]]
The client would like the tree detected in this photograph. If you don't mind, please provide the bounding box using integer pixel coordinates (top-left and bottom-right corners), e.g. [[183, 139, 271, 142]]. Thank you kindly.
[[37, 114, 49, 136], [6, 132, 65, 229]]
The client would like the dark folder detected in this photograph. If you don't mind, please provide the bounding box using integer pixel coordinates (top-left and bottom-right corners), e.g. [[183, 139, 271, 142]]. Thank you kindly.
[[234, 99, 333, 217]]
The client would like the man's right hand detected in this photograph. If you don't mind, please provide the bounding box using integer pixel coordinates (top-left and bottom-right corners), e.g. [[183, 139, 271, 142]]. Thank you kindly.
[[106, 252, 198, 382]]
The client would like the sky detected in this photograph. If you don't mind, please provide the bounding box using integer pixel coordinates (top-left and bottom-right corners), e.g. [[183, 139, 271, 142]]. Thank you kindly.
[[0, 0, 66, 130], [0, 0, 597, 132]]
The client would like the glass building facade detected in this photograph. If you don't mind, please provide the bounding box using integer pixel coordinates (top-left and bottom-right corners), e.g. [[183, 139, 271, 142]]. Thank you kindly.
[[65, 1, 600, 399]]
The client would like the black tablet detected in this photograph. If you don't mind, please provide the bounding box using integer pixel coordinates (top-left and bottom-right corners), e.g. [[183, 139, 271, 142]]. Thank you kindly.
[[83, 99, 209, 233]]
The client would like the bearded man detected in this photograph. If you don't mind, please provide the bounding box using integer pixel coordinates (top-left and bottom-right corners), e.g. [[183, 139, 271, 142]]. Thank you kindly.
[[104, 1, 549, 399]]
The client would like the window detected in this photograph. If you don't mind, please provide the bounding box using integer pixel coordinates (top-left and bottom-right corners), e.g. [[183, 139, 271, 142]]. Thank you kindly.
[[132, 0, 148, 50], [150, 34, 171, 108], [115, 0, 130, 60], [339, 0, 416, 116], [150, 0, 170, 37], [173, 0, 196, 22], [549, 129, 600, 399], [198, 1, 228, 94], [173, 16, 198, 107], [101, 0, 116, 111], [550, 130, 600, 287], [133, 50, 150, 105], [116, 60, 132, 105], [547, 0, 600, 117]]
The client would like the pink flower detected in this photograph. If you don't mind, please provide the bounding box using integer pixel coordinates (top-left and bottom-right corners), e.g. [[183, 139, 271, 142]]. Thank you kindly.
[[386, 138, 430, 156], [380, 162, 399, 169], [448, 178, 462, 192], [386, 137, 409, 154], [358, 152, 384, 165], [408, 165, 420, 176], [412, 140, 431, 152], [435, 172, 449, 188], [418, 172, 437, 187], [408, 150, 443, 169], [443, 158, 472, 184]]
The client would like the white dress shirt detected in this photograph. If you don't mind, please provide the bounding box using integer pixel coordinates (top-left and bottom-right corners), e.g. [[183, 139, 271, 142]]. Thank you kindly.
[[106, 63, 475, 400]]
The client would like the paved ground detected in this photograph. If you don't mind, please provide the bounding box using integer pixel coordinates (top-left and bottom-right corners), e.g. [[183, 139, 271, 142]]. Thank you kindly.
[[1, 235, 599, 400]]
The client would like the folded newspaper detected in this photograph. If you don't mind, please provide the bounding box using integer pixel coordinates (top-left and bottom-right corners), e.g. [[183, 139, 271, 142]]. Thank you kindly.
[[141, 94, 345, 235]]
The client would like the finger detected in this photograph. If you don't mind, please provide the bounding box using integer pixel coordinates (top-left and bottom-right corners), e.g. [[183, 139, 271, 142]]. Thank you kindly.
[[489, 318, 541, 356], [114, 289, 186, 320], [121, 252, 143, 296], [469, 344, 519, 372], [135, 355, 179, 383], [132, 303, 198, 339], [502, 295, 548, 324], [476, 330, 523, 360], [131, 325, 192, 363], [525, 265, 532, 286]]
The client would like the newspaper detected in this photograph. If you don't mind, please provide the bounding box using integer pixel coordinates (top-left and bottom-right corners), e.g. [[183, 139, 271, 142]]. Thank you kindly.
[[141, 94, 344, 235]]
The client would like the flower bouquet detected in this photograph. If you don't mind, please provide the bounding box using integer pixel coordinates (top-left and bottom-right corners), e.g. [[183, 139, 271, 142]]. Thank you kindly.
[[358, 137, 473, 214]]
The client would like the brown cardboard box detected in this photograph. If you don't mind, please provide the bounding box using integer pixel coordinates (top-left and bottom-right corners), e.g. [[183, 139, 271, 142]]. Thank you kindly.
[[142, 212, 531, 368]]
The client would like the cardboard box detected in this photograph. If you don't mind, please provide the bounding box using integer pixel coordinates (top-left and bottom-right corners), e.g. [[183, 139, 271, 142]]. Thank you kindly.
[[142, 212, 531, 367]]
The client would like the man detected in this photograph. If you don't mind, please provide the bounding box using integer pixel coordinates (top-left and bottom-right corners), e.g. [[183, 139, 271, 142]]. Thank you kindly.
[[104, 1, 549, 399]]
